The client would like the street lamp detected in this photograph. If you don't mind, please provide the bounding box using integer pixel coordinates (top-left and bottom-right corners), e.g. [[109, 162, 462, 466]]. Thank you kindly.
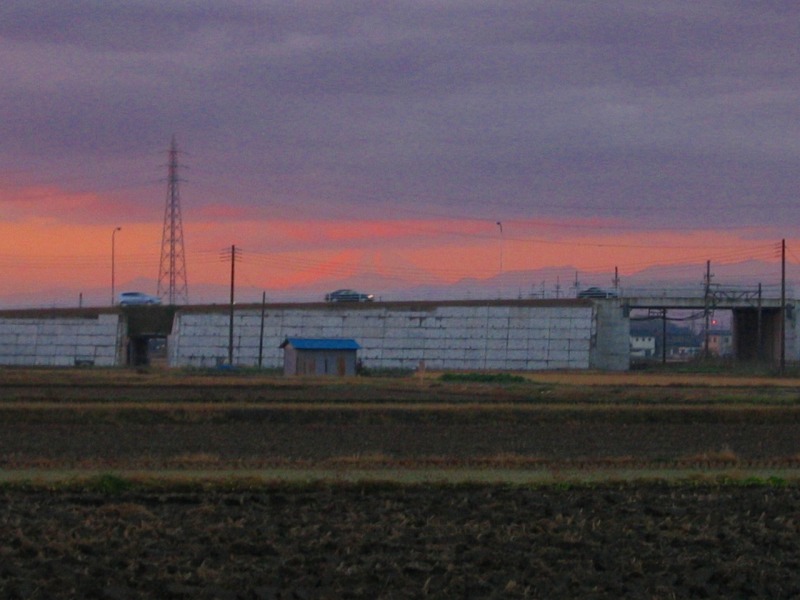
[[496, 221, 503, 298], [496, 221, 503, 274], [111, 227, 121, 306]]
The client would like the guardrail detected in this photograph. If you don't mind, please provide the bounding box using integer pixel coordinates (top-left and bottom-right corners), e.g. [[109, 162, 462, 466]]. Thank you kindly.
[[618, 283, 790, 302]]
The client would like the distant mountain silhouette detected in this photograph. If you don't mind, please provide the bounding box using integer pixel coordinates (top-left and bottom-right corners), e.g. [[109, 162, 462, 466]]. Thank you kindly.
[[0, 259, 795, 309]]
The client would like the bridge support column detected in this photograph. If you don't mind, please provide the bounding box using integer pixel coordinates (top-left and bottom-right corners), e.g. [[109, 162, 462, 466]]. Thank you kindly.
[[732, 307, 782, 363], [590, 300, 630, 371]]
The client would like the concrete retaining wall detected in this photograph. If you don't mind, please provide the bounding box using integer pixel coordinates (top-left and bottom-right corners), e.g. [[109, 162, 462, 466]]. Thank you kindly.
[[168, 301, 622, 371], [0, 313, 124, 367]]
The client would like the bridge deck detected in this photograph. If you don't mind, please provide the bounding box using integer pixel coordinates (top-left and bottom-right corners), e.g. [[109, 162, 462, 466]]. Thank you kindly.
[[624, 296, 785, 310]]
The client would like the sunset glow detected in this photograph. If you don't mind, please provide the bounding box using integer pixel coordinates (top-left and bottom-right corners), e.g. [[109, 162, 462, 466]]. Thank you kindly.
[[0, 179, 789, 307], [2, 3, 799, 306]]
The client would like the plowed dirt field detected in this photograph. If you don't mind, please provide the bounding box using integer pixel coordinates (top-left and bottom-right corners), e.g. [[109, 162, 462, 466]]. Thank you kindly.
[[2, 369, 800, 598], [4, 483, 800, 599]]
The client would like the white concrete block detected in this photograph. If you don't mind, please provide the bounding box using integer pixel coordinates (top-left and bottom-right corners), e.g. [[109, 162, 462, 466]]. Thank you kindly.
[[486, 340, 508, 353], [484, 360, 509, 370], [548, 360, 571, 369], [505, 360, 527, 371], [380, 358, 404, 369], [486, 317, 509, 329], [441, 307, 480, 320], [401, 349, 423, 360], [486, 328, 510, 341], [507, 349, 529, 361], [464, 348, 484, 361], [442, 359, 465, 370], [569, 349, 590, 363], [10, 324, 37, 336], [37, 344, 57, 357], [507, 338, 527, 351], [466, 317, 492, 330], [421, 338, 446, 351], [468, 338, 488, 350], [443, 337, 470, 355]]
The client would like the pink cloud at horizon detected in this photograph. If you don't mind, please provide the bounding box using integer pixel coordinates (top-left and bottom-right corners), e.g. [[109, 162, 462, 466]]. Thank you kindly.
[[0, 181, 791, 301]]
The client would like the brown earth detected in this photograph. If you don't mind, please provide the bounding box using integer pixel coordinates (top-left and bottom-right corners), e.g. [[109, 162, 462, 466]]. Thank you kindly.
[[2, 404, 800, 469], [3, 483, 800, 599], [3, 370, 800, 597]]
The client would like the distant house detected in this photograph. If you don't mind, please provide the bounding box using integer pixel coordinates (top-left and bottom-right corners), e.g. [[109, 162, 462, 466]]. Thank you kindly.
[[671, 345, 701, 359], [707, 330, 733, 357], [631, 319, 704, 362], [630, 335, 656, 358], [280, 337, 360, 376]]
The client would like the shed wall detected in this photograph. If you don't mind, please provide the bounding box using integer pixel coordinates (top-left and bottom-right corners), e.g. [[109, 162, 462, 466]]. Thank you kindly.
[[285, 349, 357, 376]]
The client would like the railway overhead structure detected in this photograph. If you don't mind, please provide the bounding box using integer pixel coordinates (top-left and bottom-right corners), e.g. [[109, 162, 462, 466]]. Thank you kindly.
[[622, 284, 792, 363]]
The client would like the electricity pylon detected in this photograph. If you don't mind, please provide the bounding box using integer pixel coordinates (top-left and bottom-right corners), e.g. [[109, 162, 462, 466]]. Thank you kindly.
[[156, 135, 189, 305]]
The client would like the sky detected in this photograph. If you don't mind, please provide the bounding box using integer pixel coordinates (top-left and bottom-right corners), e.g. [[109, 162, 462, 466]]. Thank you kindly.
[[1, 1, 800, 306]]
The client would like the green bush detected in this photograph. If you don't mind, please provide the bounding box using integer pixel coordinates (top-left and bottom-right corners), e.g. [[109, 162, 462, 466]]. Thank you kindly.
[[439, 372, 526, 384], [88, 473, 133, 494], [359, 367, 415, 378]]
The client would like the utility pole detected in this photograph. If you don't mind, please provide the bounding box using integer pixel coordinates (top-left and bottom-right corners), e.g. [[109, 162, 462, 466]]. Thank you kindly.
[[496, 222, 503, 298], [704, 260, 713, 359], [221, 245, 242, 366], [757, 282, 763, 362], [781, 239, 786, 374], [258, 291, 266, 368], [612, 266, 620, 290], [111, 226, 121, 306], [496, 221, 503, 272]]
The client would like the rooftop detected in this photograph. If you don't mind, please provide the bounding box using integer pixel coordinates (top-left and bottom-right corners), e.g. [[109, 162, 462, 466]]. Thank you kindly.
[[280, 337, 361, 351]]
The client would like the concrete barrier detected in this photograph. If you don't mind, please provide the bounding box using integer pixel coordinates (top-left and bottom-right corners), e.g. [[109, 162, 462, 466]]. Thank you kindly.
[[0, 312, 124, 367], [168, 300, 630, 371]]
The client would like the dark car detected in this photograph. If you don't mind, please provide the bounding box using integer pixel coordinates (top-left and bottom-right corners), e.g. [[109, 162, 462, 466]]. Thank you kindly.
[[325, 289, 374, 303], [118, 291, 162, 306], [577, 287, 618, 299]]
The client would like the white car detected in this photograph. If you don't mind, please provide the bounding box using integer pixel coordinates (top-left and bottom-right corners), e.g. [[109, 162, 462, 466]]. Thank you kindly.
[[118, 292, 162, 306]]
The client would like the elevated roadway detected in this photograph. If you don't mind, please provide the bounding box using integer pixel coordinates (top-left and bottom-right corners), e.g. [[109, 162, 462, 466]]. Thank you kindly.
[[621, 285, 787, 311], [616, 286, 793, 363]]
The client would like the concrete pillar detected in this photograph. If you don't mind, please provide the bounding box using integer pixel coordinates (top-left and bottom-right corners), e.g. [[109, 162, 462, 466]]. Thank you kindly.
[[732, 307, 781, 363], [589, 300, 630, 371]]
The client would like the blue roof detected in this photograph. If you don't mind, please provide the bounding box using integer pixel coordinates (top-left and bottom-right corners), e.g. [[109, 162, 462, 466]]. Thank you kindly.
[[280, 337, 360, 350]]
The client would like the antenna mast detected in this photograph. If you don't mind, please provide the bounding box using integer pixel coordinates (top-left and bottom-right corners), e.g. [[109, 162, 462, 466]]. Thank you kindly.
[[157, 135, 189, 305]]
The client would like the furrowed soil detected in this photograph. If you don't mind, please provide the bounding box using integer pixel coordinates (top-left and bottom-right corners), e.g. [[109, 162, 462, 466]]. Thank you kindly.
[[3, 368, 800, 598], [4, 482, 800, 599]]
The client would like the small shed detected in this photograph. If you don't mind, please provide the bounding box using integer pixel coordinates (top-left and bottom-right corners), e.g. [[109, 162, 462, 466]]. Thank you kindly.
[[280, 337, 361, 376]]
